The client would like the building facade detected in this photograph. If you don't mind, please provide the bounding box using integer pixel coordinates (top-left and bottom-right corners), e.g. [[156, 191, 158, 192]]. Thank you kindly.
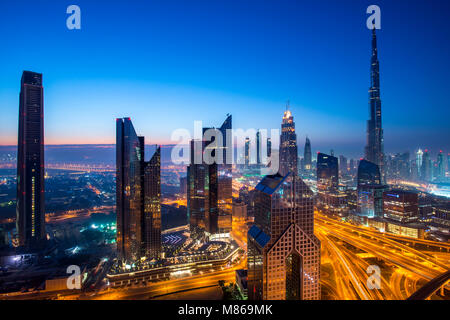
[[383, 189, 419, 223], [247, 173, 320, 300]]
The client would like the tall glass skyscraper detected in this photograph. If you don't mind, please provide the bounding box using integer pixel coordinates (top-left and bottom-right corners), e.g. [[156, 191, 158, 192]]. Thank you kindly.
[[143, 146, 161, 259], [437, 151, 445, 181], [357, 160, 385, 218], [316, 153, 347, 216], [279, 107, 298, 176], [256, 130, 261, 165], [316, 153, 339, 192], [416, 149, 423, 179], [187, 115, 232, 236], [116, 118, 161, 262], [364, 26, 385, 181], [187, 139, 208, 233], [244, 137, 250, 166], [16, 71, 46, 248], [248, 173, 320, 300], [217, 115, 233, 234], [303, 137, 312, 172], [421, 149, 432, 182]]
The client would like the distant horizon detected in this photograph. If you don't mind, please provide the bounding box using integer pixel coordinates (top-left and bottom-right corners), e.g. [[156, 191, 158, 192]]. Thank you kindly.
[[1, 1, 449, 159], [0, 143, 447, 160]]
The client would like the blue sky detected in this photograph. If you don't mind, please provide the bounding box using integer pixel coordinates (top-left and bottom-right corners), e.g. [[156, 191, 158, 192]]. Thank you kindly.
[[0, 0, 449, 158]]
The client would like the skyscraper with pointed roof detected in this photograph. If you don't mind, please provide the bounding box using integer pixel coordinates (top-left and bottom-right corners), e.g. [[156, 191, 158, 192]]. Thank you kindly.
[[364, 26, 385, 181], [303, 136, 312, 172], [279, 103, 298, 176], [247, 173, 320, 300], [116, 118, 161, 262]]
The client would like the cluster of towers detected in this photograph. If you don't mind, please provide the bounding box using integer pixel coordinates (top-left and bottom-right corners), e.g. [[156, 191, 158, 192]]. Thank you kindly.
[[187, 115, 233, 237], [13, 26, 408, 301], [116, 118, 161, 262]]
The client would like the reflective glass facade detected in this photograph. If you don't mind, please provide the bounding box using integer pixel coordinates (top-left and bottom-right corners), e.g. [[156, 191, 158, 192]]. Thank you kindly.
[[16, 71, 46, 248], [248, 173, 320, 300]]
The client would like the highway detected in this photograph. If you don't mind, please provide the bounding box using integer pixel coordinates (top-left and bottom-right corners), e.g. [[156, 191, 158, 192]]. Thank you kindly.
[[2, 212, 448, 300], [89, 268, 237, 300], [316, 213, 450, 300]]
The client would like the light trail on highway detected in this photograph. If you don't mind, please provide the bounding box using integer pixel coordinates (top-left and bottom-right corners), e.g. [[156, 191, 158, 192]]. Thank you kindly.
[[316, 213, 450, 300]]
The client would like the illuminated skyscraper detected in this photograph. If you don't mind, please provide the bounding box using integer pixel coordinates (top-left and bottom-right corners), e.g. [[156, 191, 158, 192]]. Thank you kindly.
[[437, 151, 445, 181], [187, 139, 208, 232], [447, 153, 450, 173], [116, 118, 161, 262], [256, 130, 261, 165], [244, 137, 250, 166], [317, 153, 339, 192], [16, 71, 46, 248], [421, 149, 432, 181], [117, 118, 144, 261], [383, 190, 419, 223], [388, 152, 410, 180], [143, 146, 161, 259], [416, 149, 423, 178], [217, 114, 233, 235], [279, 106, 298, 176], [339, 155, 348, 175], [357, 160, 385, 218], [303, 137, 312, 172], [248, 173, 320, 300], [364, 27, 385, 181], [317, 153, 347, 215], [358, 159, 381, 187], [349, 159, 355, 174], [187, 115, 232, 236]]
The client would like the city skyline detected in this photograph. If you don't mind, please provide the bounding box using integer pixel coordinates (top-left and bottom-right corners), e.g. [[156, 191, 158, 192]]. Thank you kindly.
[[1, 0, 449, 158], [0, 0, 449, 303]]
